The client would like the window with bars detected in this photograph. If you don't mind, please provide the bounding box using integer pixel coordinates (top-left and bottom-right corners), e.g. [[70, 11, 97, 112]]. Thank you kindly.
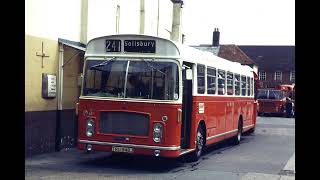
[[274, 71, 282, 81], [259, 71, 266, 81], [290, 71, 295, 82]]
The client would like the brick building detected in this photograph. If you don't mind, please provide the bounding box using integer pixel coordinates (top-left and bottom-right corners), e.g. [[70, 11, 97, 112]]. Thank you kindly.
[[239, 46, 295, 88]]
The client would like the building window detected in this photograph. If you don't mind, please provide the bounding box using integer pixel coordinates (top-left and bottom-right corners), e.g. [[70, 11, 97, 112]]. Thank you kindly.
[[259, 71, 266, 81], [274, 71, 282, 81], [290, 71, 295, 82]]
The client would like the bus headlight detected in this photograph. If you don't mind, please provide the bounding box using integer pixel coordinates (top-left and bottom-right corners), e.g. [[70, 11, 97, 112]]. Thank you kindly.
[[153, 123, 163, 143], [86, 119, 94, 137]]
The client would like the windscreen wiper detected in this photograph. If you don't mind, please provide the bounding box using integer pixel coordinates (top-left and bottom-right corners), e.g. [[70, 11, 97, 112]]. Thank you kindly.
[[141, 58, 166, 76], [90, 57, 117, 70]]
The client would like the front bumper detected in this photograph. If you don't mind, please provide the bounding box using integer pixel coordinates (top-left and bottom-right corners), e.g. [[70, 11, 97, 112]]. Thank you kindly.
[[78, 139, 182, 158]]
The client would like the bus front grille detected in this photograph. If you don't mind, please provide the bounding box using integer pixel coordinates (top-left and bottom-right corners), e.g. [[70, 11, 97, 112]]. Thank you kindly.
[[100, 112, 149, 136]]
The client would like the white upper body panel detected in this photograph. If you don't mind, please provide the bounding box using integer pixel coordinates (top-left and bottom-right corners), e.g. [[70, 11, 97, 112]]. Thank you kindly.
[[85, 34, 254, 78]]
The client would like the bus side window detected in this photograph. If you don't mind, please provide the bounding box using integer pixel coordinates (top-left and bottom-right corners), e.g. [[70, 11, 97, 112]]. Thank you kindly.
[[197, 64, 205, 94], [227, 72, 234, 95], [207, 67, 216, 94], [250, 78, 254, 96], [241, 75, 246, 96], [247, 76, 251, 96], [218, 69, 226, 95], [235, 74, 241, 96]]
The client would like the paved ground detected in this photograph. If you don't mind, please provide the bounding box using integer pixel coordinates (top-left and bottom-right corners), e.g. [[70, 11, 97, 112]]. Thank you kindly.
[[25, 116, 295, 180]]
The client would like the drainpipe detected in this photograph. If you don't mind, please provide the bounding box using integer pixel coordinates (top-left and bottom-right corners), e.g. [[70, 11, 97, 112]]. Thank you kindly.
[[58, 44, 64, 111], [80, 0, 88, 44], [140, 0, 145, 34], [170, 1, 183, 43], [56, 43, 64, 151]]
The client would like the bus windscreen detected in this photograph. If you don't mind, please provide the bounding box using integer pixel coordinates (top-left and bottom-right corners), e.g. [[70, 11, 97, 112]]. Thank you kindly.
[[257, 89, 284, 100], [82, 59, 179, 100]]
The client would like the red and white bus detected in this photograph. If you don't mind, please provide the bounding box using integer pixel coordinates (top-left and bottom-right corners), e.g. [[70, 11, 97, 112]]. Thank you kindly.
[[257, 84, 295, 117], [77, 34, 257, 161]]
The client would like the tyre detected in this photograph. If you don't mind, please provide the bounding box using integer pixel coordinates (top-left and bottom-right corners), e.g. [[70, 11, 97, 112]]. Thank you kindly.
[[189, 125, 205, 162], [233, 119, 243, 145]]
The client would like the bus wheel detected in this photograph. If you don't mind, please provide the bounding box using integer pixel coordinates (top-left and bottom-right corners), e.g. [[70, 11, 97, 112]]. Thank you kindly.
[[189, 125, 205, 162], [233, 119, 243, 145]]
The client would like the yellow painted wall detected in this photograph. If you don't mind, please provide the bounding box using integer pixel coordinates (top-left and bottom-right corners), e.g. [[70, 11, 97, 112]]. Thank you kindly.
[[25, 35, 84, 112], [25, 35, 59, 112]]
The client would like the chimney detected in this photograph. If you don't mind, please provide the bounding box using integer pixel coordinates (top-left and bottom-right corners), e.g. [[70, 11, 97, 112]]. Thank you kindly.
[[212, 28, 220, 46]]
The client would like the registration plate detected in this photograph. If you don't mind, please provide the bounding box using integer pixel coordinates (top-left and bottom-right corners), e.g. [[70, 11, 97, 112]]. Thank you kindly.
[[112, 146, 134, 153]]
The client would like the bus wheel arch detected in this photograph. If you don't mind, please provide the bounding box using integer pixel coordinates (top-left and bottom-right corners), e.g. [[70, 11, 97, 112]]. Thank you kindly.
[[189, 120, 206, 162], [198, 120, 207, 147]]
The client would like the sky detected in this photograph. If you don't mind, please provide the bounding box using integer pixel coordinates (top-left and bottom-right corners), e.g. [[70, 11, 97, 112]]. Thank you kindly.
[[182, 0, 295, 46]]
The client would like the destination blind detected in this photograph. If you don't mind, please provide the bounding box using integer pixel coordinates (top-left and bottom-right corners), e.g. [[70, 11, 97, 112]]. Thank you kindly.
[[124, 40, 156, 53], [105, 39, 156, 53]]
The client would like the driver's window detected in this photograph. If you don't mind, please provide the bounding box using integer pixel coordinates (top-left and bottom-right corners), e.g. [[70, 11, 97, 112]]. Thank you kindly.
[[85, 70, 101, 89]]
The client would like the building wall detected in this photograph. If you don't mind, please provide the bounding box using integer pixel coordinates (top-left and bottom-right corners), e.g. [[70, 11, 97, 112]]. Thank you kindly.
[[260, 70, 294, 88], [25, 35, 59, 112], [25, 35, 84, 156], [144, 0, 173, 38], [25, 0, 82, 42], [25, 0, 83, 110], [87, 0, 119, 40], [26, 0, 82, 156], [87, 0, 172, 41], [25, 35, 60, 156]]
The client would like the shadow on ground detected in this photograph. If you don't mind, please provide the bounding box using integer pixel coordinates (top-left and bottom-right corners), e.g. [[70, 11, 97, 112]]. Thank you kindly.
[[75, 134, 254, 173], [26, 133, 255, 175]]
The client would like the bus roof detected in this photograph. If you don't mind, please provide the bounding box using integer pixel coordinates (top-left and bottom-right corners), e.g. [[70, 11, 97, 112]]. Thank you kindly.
[[85, 34, 254, 77], [175, 43, 253, 77]]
